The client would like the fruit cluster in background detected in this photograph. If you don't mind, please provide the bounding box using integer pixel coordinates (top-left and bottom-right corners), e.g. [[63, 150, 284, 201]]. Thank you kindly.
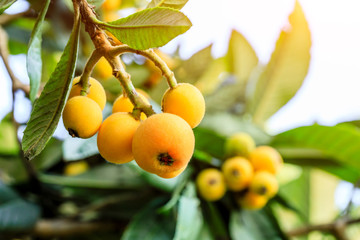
[[62, 75, 206, 179], [196, 133, 282, 210]]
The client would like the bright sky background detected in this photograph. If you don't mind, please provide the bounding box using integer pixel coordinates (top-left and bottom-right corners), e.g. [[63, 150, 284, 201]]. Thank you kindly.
[[1, 0, 360, 208]]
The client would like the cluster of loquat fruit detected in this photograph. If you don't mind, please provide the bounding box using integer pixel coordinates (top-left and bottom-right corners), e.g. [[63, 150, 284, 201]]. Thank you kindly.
[[62, 76, 205, 179], [196, 133, 283, 210]]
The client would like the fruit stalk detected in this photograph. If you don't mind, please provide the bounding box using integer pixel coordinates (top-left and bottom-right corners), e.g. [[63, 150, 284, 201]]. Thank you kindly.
[[110, 46, 178, 89], [78, 49, 102, 96], [72, 0, 154, 118]]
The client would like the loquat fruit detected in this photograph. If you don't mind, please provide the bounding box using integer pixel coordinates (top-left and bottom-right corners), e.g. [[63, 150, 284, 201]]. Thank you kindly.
[[224, 132, 256, 158], [112, 90, 150, 120], [94, 57, 114, 80], [68, 76, 106, 110], [249, 171, 278, 198], [64, 161, 89, 176], [97, 112, 140, 164], [221, 157, 254, 191], [249, 146, 283, 174], [156, 166, 186, 179], [63, 96, 103, 139], [102, 0, 121, 11], [132, 113, 195, 176], [161, 83, 205, 128], [196, 168, 226, 201], [238, 192, 268, 210]]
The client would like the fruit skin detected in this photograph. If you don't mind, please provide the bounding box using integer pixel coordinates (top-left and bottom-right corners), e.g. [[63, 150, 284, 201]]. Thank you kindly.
[[64, 161, 89, 176], [94, 57, 114, 80], [156, 166, 186, 179], [112, 91, 150, 120], [161, 83, 205, 128], [249, 171, 278, 198], [68, 76, 106, 110], [221, 157, 254, 191], [102, 0, 121, 11], [225, 132, 256, 158], [132, 113, 195, 175], [196, 168, 226, 201], [97, 112, 140, 164], [63, 96, 103, 139], [238, 192, 268, 210], [249, 146, 283, 174]]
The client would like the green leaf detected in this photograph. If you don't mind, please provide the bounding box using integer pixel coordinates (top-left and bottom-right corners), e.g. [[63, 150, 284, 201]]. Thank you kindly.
[[147, 0, 189, 10], [175, 44, 213, 84], [103, 7, 192, 50], [0, 182, 40, 233], [194, 127, 225, 159], [157, 175, 189, 213], [200, 113, 272, 145], [27, 0, 51, 102], [202, 202, 229, 239], [230, 210, 288, 240], [174, 183, 203, 240], [22, 10, 81, 160], [129, 162, 193, 192], [203, 31, 259, 113], [0, 0, 16, 14], [40, 164, 146, 189], [0, 156, 27, 183], [0, 181, 19, 203], [195, 57, 227, 95], [121, 198, 176, 240], [0, 117, 19, 156], [272, 124, 360, 182], [249, 1, 311, 124], [227, 30, 258, 85], [32, 138, 62, 170], [0, 200, 40, 232], [229, 212, 254, 240], [63, 135, 99, 161], [277, 147, 360, 183]]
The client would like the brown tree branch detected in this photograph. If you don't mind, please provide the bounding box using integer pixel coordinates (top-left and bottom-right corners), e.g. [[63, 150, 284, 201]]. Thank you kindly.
[[0, 9, 34, 25], [287, 217, 360, 238], [73, 0, 155, 118], [0, 27, 30, 96], [33, 219, 123, 238]]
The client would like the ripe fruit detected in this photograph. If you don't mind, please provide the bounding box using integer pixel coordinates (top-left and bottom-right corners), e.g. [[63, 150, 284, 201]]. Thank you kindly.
[[225, 132, 256, 158], [132, 113, 195, 176], [221, 157, 254, 191], [102, 0, 121, 11], [238, 192, 268, 210], [97, 113, 140, 164], [112, 91, 150, 120], [249, 171, 278, 198], [156, 166, 186, 179], [196, 168, 226, 201], [64, 161, 89, 176], [249, 146, 283, 174], [68, 76, 106, 110], [63, 96, 103, 138], [94, 57, 114, 80], [161, 83, 205, 128]]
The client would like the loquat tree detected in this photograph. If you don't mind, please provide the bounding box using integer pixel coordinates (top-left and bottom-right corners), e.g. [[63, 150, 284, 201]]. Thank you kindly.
[[0, 0, 360, 239]]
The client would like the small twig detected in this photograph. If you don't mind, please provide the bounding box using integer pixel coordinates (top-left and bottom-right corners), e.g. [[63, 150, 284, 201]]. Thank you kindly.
[[0, 9, 34, 25], [287, 217, 360, 237], [0, 27, 30, 96], [33, 219, 123, 237], [110, 45, 178, 88]]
